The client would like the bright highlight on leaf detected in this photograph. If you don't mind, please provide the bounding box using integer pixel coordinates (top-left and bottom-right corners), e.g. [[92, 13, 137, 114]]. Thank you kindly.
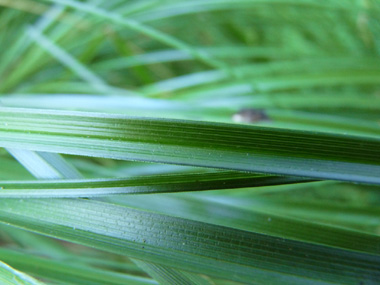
[[0, 260, 42, 285]]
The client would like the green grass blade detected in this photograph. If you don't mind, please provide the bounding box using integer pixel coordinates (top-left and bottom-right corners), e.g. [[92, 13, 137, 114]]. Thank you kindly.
[[0, 172, 308, 197], [3, 94, 380, 138], [0, 260, 42, 285], [92, 46, 293, 71], [132, 0, 366, 22], [0, 224, 143, 275], [191, 181, 380, 235], [26, 26, 115, 94], [43, 0, 226, 70], [0, 248, 156, 285], [9, 149, 214, 284], [132, 259, 211, 285], [0, 107, 380, 184], [106, 192, 380, 256], [250, 196, 380, 235], [0, 198, 379, 284], [8, 149, 81, 179], [142, 58, 380, 96], [1, 224, 73, 259]]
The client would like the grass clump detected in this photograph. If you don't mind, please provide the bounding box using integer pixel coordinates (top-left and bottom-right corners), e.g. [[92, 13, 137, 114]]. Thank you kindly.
[[0, 0, 380, 284]]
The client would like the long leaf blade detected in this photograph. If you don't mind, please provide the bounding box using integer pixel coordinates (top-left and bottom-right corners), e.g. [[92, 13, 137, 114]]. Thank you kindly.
[[0, 172, 309, 197], [0, 107, 380, 184], [0, 198, 379, 284]]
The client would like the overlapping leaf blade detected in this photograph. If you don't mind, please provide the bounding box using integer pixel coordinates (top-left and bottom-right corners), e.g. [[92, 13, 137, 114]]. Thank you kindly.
[[0, 260, 42, 285], [0, 198, 379, 284], [0, 171, 308, 197], [0, 248, 155, 285]]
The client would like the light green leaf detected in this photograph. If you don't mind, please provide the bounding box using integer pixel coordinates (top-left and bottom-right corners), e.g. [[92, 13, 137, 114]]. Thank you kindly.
[[8, 149, 81, 180], [0, 260, 42, 285]]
